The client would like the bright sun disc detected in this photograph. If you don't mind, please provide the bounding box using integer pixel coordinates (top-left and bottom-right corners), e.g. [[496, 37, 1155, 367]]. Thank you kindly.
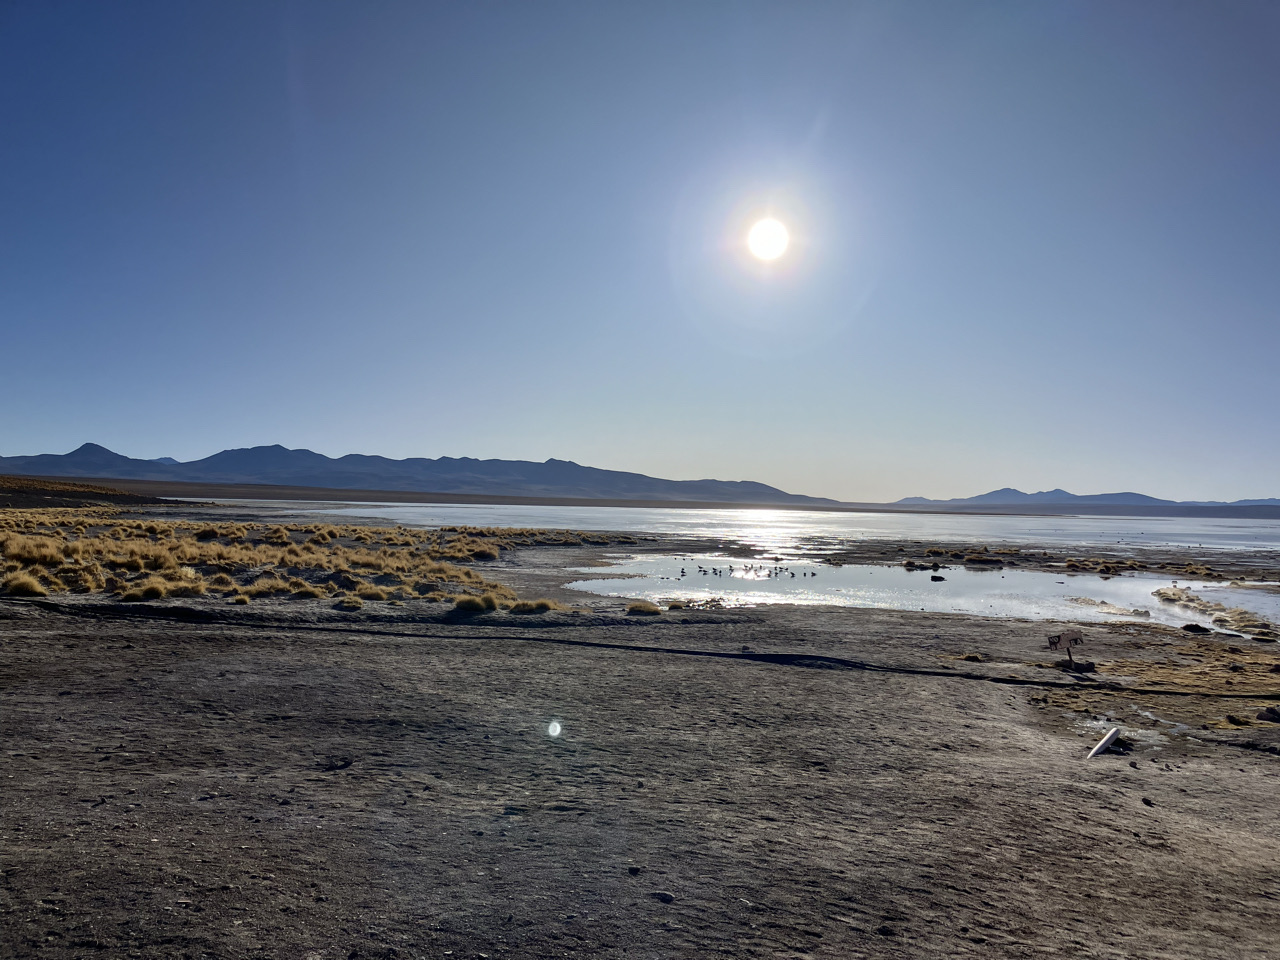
[[747, 218, 789, 261]]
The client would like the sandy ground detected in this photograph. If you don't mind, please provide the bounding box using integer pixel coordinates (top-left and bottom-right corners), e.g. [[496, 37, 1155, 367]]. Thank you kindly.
[[3, 541, 1280, 959]]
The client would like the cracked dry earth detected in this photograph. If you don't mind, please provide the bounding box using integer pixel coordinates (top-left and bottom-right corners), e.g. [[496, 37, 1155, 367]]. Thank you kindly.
[[2, 598, 1278, 960]]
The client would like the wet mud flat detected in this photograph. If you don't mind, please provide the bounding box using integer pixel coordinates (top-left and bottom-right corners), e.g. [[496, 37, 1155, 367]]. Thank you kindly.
[[2, 596, 1279, 960]]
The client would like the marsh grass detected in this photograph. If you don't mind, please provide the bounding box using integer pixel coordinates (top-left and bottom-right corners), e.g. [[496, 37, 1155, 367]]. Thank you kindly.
[[0, 509, 615, 611], [626, 600, 662, 616]]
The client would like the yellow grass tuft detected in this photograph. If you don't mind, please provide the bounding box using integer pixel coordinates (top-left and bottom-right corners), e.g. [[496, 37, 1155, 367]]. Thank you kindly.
[[1, 535, 65, 566], [120, 577, 170, 602], [453, 595, 487, 613], [511, 598, 566, 614], [1, 571, 47, 597], [626, 600, 662, 616]]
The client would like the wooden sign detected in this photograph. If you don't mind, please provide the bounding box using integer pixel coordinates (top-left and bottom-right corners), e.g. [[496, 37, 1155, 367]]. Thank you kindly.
[[1047, 629, 1083, 652]]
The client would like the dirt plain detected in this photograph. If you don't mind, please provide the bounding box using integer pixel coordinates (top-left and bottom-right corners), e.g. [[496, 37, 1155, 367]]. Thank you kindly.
[[3, 534, 1280, 960]]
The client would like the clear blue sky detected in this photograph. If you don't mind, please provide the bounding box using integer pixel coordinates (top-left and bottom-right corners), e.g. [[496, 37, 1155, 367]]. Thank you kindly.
[[2, 1, 1277, 502]]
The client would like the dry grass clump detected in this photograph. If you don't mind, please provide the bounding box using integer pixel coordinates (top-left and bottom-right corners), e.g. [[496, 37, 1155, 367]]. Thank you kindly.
[[355, 583, 388, 601], [453, 595, 488, 613], [120, 577, 169, 602], [0, 534, 67, 565], [626, 600, 662, 616], [511, 598, 567, 614], [334, 596, 364, 611], [243, 576, 293, 598], [120, 574, 207, 602], [1, 571, 47, 597]]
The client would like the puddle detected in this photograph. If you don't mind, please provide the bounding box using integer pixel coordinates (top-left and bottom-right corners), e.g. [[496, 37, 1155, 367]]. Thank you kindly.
[[567, 554, 1271, 630]]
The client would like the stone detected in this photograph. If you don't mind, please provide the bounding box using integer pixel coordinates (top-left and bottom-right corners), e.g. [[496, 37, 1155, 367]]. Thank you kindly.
[[652, 891, 675, 904]]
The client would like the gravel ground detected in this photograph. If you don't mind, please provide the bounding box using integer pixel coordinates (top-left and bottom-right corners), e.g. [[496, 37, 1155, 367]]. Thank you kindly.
[[2, 574, 1279, 960]]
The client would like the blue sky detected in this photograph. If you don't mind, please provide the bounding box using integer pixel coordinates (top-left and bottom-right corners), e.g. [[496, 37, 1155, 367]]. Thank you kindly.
[[2, 1, 1277, 502]]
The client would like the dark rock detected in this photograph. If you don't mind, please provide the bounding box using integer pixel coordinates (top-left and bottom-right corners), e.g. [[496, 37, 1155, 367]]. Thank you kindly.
[[1181, 623, 1211, 634], [652, 891, 675, 904], [930, 575, 946, 582], [1141, 797, 1154, 807], [875, 924, 896, 937], [1226, 715, 1250, 726], [1255, 707, 1280, 723], [1129, 761, 1139, 769], [628, 866, 641, 876]]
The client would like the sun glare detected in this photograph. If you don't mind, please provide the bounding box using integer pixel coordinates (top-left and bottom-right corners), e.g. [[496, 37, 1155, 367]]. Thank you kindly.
[[747, 218, 789, 261]]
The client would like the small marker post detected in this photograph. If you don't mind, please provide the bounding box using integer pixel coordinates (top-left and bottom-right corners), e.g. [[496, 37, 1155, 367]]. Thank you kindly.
[[1087, 727, 1121, 759]]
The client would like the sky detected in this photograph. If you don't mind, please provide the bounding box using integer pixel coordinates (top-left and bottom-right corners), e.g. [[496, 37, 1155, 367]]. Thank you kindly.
[[2, 1, 1278, 503]]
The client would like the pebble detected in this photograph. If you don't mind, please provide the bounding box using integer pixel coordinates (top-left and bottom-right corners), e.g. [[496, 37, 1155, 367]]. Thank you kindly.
[[652, 891, 674, 904]]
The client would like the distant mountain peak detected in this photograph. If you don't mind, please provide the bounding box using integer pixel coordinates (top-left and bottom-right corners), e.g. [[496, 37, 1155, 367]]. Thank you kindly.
[[897, 487, 1174, 507]]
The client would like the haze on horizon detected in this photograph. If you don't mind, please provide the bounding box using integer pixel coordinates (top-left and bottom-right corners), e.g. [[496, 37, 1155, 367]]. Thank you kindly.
[[2, 2, 1277, 504]]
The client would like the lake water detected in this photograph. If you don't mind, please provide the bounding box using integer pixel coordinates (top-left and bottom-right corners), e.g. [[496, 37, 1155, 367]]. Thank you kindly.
[[566, 554, 1280, 629], [258, 501, 1280, 555]]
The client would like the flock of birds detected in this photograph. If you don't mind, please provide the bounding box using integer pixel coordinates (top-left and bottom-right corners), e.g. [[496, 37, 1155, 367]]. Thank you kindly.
[[678, 562, 816, 581]]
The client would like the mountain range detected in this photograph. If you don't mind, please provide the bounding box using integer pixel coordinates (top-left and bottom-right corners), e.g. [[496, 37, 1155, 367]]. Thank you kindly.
[[2, 445, 1275, 511], [0, 443, 836, 506], [896, 487, 1280, 508]]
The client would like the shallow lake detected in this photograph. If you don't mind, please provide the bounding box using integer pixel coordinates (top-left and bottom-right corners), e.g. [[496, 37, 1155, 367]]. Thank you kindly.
[[566, 553, 1279, 629], [238, 500, 1280, 555]]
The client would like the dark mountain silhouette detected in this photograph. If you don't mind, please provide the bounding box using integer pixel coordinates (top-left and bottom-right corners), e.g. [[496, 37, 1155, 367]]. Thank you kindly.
[[0, 443, 836, 505]]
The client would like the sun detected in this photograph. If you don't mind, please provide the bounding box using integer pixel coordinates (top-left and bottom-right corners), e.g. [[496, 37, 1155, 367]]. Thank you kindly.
[[747, 218, 789, 261]]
